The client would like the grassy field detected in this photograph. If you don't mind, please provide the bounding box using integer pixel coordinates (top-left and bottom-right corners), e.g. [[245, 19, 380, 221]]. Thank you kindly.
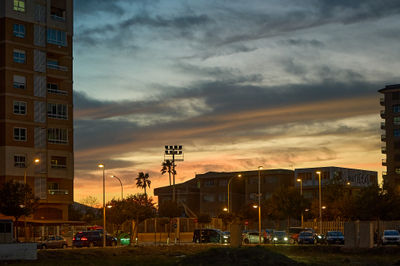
[[4, 245, 400, 266]]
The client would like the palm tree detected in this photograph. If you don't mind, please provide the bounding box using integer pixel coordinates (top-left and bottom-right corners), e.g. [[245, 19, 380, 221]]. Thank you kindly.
[[160, 160, 176, 186], [136, 172, 151, 196]]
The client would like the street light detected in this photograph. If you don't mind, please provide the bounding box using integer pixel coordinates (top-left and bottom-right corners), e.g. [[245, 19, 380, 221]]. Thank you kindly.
[[227, 174, 242, 213], [316, 171, 322, 235], [257, 166, 262, 244], [23, 157, 40, 241], [223, 207, 228, 212], [111, 175, 124, 200], [164, 145, 184, 201], [98, 163, 106, 248], [296, 178, 303, 227]]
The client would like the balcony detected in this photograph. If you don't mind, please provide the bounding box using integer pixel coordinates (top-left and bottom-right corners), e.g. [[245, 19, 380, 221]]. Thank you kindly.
[[48, 88, 68, 96], [380, 110, 386, 119], [381, 122, 386, 130], [382, 147, 387, 154], [381, 134, 386, 142], [47, 61, 68, 71], [48, 189, 68, 195], [382, 159, 387, 166], [380, 97, 385, 106], [383, 171, 387, 177]]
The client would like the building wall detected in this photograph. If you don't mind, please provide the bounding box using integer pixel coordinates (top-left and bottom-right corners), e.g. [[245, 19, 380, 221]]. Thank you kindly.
[[0, 0, 73, 222], [379, 84, 400, 191]]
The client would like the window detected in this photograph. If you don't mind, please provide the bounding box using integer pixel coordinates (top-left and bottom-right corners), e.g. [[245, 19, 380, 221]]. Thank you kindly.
[[13, 49, 25, 63], [13, 24, 25, 38], [394, 117, 400, 126], [218, 194, 226, 202], [14, 127, 27, 141], [13, 75, 26, 89], [47, 28, 67, 46], [393, 92, 400, 101], [249, 193, 257, 200], [395, 129, 400, 137], [14, 155, 26, 168], [51, 156, 66, 168], [13, 101, 26, 115], [394, 105, 400, 113], [248, 177, 258, 184], [204, 180, 215, 187], [13, 0, 25, 12], [202, 194, 215, 202], [219, 179, 228, 186], [48, 182, 59, 190], [48, 128, 67, 144], [395, 154, 400, 162], [47, 103, 67, 119], [396, 168, 400, 175]]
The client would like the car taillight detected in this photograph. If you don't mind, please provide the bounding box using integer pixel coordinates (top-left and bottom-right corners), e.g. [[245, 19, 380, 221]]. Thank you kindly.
[[73, 237, 76, 241], [81, 237, 88, 241]]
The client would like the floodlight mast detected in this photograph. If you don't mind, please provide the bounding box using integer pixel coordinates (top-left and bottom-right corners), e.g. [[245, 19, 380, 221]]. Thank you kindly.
[[164, 145, 184, 201]]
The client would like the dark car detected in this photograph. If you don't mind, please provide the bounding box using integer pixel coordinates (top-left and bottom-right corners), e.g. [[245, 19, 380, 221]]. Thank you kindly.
[[37, 235, 68, 249], [73, 231, 117, 247], [326, 231, 344, 245], [193, 229, 229, 244], [382, 230, 400, 245], [289, 227, 312, 244], [298, 231, 315, 244], [272, 231, 289, 244]]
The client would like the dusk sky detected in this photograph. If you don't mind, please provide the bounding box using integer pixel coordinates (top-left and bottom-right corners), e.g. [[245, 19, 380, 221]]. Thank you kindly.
[[72, 0, 400, 204]]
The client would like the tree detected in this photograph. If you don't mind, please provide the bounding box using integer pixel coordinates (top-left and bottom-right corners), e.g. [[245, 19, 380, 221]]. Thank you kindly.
[[158, 200, 183, 241], [80, 195, 100, 208], [106, 199, 129, 234], [0, 180, 39, 241], [124, 194, 156, 244], [161, 160, 176, 186], [136, 172, 151, 196]]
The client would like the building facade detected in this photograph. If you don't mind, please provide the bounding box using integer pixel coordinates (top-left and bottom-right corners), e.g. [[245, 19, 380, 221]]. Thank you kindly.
[[155, 169, 294, 218], [294, 167, 378, 200], [0, 0, 73, 222], [379, 84, 400, 192]]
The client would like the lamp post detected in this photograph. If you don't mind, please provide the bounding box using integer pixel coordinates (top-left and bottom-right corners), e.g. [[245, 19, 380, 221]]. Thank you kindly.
[[164, 145, 184, 202], [98, 164, 106, 248], [316, 171, 322, 235], [257, 166, 262, 244], [296, 178, 303, 227], [111, 175, 124, 200], [227, 174, 242, 213], [23, 158, 40, 241]]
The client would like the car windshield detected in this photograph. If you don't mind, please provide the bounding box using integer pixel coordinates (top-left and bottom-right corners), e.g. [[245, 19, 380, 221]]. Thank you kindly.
[[384, 230, 399, 236], [300, 232, 313, 236], [328, 231, 343, 236], [274, 231, 286, 237]]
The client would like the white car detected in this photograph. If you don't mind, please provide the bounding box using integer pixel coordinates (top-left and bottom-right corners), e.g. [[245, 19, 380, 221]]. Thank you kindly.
[[382, 230, 400, 245], [243, 231, 264, 244]]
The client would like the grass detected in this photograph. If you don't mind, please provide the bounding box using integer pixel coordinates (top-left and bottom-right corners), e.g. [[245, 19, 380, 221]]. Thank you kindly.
[[3, 244, 400, 266]]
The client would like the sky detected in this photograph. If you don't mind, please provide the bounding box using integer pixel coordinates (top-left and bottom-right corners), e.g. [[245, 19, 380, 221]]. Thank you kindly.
[[72, 0, 400, 204]]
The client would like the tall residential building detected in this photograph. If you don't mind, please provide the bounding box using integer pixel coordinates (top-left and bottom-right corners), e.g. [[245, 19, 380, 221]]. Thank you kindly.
[[379, 84, 400, 192], [0, 0, 73, 222]]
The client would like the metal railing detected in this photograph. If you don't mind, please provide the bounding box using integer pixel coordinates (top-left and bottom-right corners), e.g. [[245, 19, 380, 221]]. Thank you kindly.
[[47, 63, 68, 71], [48, 189, 68, 195]]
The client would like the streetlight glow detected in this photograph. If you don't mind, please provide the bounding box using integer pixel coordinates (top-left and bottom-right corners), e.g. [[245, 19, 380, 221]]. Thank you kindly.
[[253, 204, 258, 209], [296, 178, 301, 182], [223, 207, 228, 212], [316, 171, 322, 235]]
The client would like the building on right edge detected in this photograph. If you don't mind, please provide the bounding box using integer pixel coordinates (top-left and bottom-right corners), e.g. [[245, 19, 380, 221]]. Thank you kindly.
[[379, 84, 400, 192]]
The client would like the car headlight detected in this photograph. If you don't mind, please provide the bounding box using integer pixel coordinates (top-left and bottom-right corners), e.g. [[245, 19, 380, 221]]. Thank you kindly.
[[273, 237, 278, 241], [223, 235, 228, 239], [284, 237, 288, 241], [318, 235, 322, 239]]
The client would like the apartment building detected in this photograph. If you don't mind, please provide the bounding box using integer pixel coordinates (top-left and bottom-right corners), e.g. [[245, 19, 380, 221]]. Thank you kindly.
[[294, 167, 378, 199], [0, 0, 73, 222], [155, 169, 294, 218], [379, 84, 400, 192]]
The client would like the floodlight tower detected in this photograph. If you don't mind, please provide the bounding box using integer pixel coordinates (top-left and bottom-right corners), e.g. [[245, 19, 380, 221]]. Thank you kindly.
[[164, 145, 184, 201]]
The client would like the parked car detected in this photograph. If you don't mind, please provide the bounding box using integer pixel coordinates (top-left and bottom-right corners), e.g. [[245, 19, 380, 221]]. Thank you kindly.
[[326, 231, 344, 245], [271, 231, 289, 244], [263, 229, 274, 243], [382, 230, 400, 245], [243, 231, 264, 244], [298, 231, 315, 244], [37, 235, 67, 249], [193, 229, 230, 244], [289, 227, 312, 244], [72, 231, 117, 247]]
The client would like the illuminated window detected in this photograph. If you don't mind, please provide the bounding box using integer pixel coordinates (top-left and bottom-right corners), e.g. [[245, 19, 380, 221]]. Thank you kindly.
[[13, 75, 26, 89], [14, 127, 27, 141], [13, 101, 26, 115], [51, 156, 67, 168], [13, 24, 25, 38], [13, 0, 25, 12], [13, 49, 25, 63]]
